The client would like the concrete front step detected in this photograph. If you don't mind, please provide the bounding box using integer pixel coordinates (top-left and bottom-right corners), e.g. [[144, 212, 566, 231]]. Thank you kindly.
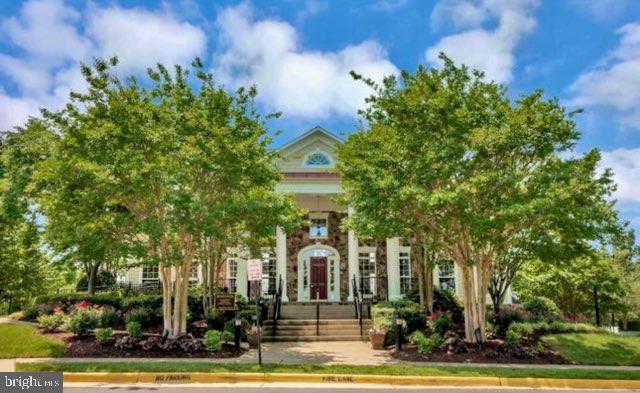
[[278, 303, 357, 320], [262, 318, 371, 342], [262, 335, 367, 342], [265, 319, 369, 326]]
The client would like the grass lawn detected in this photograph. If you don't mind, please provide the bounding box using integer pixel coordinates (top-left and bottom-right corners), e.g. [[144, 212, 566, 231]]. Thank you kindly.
[[15, 361, 640, 380], [543, 333, 640, 366], [0, 324, 66, 358]]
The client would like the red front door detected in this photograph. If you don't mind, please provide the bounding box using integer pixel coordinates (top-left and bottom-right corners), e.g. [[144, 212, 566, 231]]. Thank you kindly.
[[310, 257, 328, 300]]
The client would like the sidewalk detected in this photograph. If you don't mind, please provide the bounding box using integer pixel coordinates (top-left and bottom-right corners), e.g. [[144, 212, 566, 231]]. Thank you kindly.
[[14, 340, 640, 370]]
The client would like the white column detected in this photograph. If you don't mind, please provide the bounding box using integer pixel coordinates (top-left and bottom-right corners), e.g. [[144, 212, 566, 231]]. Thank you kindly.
[[236, 257, 248, 299], [386, 237, 401, 301], [347, 207, 359, 301], [275, 226, 288, 302]]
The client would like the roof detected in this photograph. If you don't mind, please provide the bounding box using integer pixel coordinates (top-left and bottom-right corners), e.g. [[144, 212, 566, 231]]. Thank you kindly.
[[276, 126, 344, 152]]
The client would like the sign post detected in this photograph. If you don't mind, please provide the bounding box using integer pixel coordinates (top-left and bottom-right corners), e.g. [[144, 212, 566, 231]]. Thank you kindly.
[[247, 258, 263, 366]]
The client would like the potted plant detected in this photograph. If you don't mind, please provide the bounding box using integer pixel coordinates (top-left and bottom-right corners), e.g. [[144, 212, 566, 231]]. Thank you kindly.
[[369, 314, 393, 349], [369, 325, 388, 349], [247, 324, 261, 348]]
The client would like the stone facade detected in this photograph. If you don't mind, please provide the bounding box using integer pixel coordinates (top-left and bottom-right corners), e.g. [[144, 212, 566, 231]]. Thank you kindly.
[[286, 212, 363, 301]]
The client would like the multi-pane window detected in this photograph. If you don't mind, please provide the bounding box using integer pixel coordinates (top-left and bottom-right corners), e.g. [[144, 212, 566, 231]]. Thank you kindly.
[[226, 252, 238, 294], [261, 250, 277, 295], [309, 214, 328, 239], [189, 264, 199, 282], [142, 266, 159, 282], [358, 249, 376, 296], [399, 248, 412, 295], [438, 260, 456, 291], [305, 152, 331, 166]]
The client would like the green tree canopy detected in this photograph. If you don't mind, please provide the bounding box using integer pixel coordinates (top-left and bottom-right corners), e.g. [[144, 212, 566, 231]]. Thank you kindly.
[[339, 54, 623, 342], [39, 57, 300, 336]]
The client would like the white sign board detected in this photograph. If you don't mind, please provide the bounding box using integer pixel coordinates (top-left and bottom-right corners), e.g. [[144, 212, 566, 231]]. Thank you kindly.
[[247, 258, 262, 282]]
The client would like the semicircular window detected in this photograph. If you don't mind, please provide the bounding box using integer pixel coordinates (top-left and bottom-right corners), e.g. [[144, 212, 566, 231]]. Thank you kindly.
[[305, 152, 331, 166]]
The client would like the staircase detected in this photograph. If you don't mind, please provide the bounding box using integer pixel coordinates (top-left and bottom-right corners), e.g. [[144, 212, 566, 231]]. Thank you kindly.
[[263, 302, 371, 342]]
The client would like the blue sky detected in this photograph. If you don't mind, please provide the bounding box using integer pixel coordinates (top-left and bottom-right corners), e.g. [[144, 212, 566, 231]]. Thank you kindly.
[[0, 0, 639, 237]]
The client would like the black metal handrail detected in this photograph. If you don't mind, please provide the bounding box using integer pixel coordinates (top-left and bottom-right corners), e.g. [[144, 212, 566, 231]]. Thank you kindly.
[[352, 275, 363, 337], [358, 275, 389, 301], [272, 275, 283, 337]]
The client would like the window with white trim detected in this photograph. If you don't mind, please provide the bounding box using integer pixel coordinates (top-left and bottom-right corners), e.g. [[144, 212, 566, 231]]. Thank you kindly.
[[358, 248, 376, 296], [438, 260, 456, 291], [226, 251, 239, 293], [189, 264, 199, 282], [261, 250, 277, 295], [142, 266, 159, 282], [399, 248, 412, 295], [309, 212, 328, 239]]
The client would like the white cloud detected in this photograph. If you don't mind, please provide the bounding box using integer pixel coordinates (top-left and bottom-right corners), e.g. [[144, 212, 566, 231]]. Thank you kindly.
[[569, 23, 640, 131], [425, 0, 538, 84], [213, 4, 398, 119], [2, 0, 92, 63], [86, 6, 206, 73], [0, 0, 206, 131], [0, 93, 41, 131], [600, 147, 640, 204]]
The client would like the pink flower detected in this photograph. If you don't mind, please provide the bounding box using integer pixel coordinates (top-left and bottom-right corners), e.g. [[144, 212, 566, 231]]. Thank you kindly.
[[53, 306, 63, 313], [75, 300, 89, 309]]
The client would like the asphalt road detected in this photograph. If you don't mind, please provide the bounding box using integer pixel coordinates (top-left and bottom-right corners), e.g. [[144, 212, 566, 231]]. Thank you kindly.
[[63, 384, 640, 393]]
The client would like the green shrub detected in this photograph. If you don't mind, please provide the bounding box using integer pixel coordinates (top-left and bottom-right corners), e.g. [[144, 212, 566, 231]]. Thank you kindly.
[[488, 305, 527, 337], [394, 298, 426, 334], [523, 296, 560, 321], [94, 327, 113, 344], [125, 308, 151, 327], [76, 271, 116, 291], [221, 330, 234, 343], [100, 308, 123, 328], [417, 333, 444, 354], [23, 307, 39, 320], [126, 321, 143, 340], [37, 313, 66, 332], [506, 329, 522, 344], [433, 288, 464, 323], [38, 305, 54, 316], [204, 330, 222, 352], [508, 322, 535, 337], [66, 308, 101, 336], [409, 330, 427, 345], [35, 292, 122, 311], [430, 313, 454, 336], [204, 309, 225, 330]]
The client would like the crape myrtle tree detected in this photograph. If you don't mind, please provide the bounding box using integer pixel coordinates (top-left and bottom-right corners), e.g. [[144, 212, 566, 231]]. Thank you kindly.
[[0, 120, 56, 307], [339, 54, 621, 342], [337, 124, 438, 310], [42, 57, 300, 337]]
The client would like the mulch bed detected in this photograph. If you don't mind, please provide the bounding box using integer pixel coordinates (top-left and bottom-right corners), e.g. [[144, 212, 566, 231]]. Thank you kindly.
[[43, 332, 244, 358], [391, 340, 567, 364]]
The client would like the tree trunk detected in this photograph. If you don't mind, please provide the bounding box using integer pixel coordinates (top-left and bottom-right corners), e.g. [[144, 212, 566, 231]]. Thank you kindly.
[[424, 264, 434, 312], [87, 262, 100, 295], [454, 253, 491, 343], [411, 241, 434, 312], [160, 263, 173, 335]]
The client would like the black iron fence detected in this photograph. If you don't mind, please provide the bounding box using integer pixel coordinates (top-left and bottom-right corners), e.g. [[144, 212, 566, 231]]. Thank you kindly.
[[357, 276, 419, 301]]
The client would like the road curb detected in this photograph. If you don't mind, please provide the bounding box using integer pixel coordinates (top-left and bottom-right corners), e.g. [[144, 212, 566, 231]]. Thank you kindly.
[[61, 372, 640, 389]]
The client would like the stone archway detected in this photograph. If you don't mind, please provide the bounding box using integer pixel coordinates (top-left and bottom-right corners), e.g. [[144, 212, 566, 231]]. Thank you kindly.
[[297, 244, 341, 301]]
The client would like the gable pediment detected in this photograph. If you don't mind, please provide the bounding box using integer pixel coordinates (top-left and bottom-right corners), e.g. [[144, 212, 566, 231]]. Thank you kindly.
[[277, 127, 343, 173]]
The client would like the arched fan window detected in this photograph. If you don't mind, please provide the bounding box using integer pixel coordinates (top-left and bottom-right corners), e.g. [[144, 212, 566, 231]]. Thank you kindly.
[[305, 152, 331, 166]]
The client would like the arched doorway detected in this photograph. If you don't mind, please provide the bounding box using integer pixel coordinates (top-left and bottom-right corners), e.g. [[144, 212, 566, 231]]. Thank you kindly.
[[297, 244, 341, 301]]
